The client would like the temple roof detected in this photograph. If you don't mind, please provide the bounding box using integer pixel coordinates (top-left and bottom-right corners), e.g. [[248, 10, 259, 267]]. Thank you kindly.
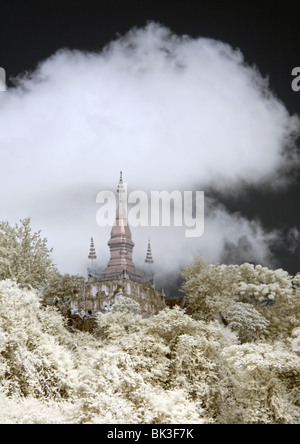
[[100, 172, 142, 282]]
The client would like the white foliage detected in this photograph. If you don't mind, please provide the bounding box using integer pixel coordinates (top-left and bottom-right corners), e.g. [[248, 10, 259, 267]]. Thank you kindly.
[[0, 272, 299, 424], [220, 342, 300, 424], [0, 219, 55, 289], [111, 296, 142, 315], [225, 302, 270, 342], [291, 328, 300, 353], [182, 258, 300, 340]]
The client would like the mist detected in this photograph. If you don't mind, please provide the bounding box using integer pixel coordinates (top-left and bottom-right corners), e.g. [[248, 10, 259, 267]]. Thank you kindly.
[[0, 23, 299, 278]]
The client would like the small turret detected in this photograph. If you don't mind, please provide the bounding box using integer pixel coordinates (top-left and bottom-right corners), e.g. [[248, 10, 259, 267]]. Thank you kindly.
[[144, 239, 155, 286], [145, 239, 154, 264], [88, 237, 97, 267]]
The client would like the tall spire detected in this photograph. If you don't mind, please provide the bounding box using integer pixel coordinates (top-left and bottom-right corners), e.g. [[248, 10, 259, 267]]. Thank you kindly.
[[100, 173, 142, 282], [88, 237, 97, 266]]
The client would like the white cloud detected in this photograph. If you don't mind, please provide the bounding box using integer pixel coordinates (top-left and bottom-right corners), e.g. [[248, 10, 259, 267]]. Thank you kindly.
[[0, 23, 298, 275]]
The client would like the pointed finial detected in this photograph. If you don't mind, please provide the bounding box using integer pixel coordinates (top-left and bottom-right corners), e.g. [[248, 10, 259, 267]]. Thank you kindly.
[[88, 237, 97, 261], [117, 171, 125, 195], [145, 239, 154, 264]]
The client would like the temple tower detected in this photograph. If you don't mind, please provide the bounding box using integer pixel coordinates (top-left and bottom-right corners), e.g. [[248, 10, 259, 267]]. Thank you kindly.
[[145, 239, 154, 265], [88, 237, 97, 267], [74, 172, 166, 321], [100, 172, 142, 282]]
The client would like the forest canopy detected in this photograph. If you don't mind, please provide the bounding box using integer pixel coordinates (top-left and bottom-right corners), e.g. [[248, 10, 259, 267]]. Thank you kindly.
[[0, 220, 300, 424]]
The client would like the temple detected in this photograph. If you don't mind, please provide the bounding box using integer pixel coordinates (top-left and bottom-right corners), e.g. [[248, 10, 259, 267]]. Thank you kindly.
[[100, 172, 142, 282], [72, 173, 166, 320]]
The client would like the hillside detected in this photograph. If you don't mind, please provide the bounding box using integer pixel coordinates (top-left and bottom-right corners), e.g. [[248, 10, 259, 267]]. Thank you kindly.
[[0, 257, 300, 424]]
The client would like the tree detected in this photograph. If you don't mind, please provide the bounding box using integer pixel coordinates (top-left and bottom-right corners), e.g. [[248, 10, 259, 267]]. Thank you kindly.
[[181, 257, 300, 341], [181, 257, 238, 322], [1, 244, 300, 423], [0, 218, 85, 319], [0, 279, 300, 424], [0, 218, 55, 289], [220, 342, 300, 424], [42, 271, 85, 315], [0, 280, 76, 401], [224, 302, 270, 343]]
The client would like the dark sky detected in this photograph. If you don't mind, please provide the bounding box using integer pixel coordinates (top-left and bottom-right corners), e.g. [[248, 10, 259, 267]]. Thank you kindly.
[[0, 0, 299, 274], [0, 1, 298, 113]]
